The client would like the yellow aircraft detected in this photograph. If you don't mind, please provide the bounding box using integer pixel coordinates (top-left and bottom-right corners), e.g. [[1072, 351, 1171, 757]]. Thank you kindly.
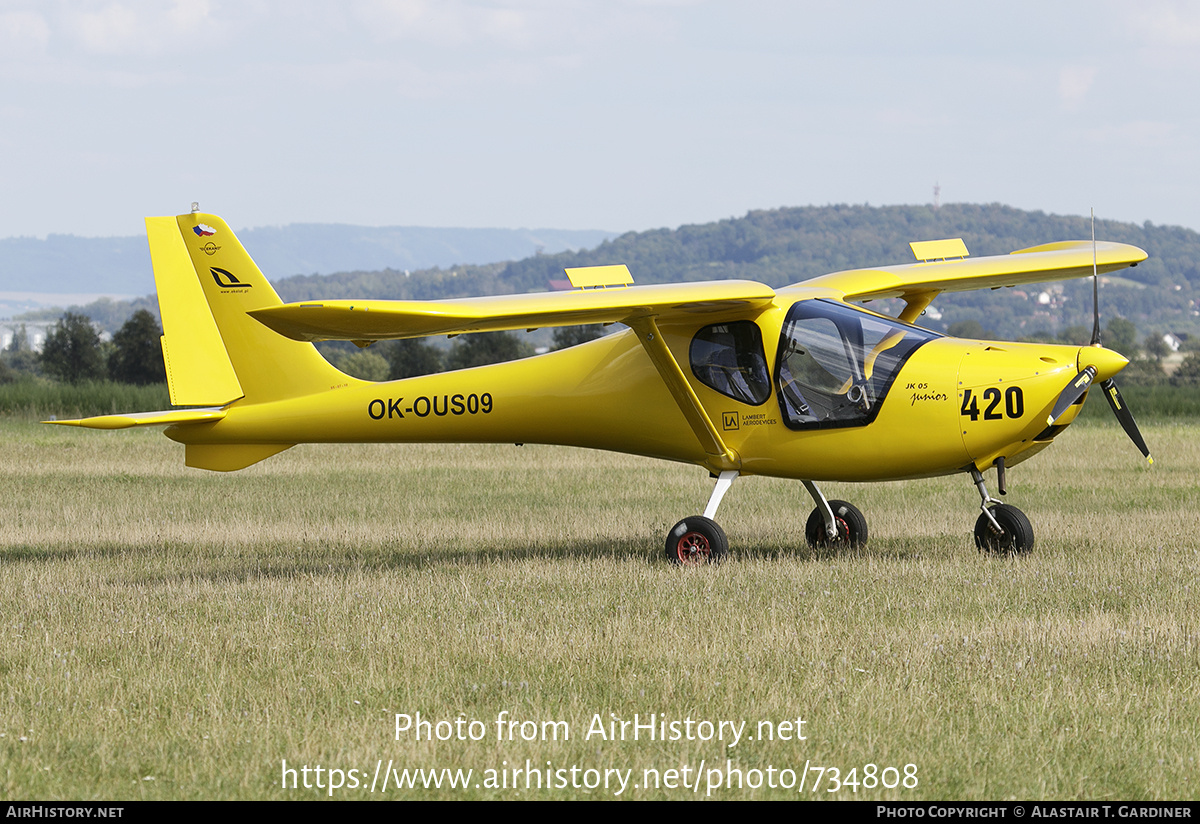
[[54, 210, 1153, 563]]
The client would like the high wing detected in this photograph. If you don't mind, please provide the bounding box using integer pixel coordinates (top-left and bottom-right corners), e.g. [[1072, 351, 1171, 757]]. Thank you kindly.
[[250, 280, 776, 343], [253, 241, 1147, 342], [793, 240, 1148, 322]]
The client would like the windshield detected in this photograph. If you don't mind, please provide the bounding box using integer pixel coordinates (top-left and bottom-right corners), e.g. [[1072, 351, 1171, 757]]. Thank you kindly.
[[776, 300, 939, 429]]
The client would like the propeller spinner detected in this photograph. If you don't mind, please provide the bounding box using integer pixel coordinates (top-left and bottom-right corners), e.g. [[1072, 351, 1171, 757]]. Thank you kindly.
[[1047, 349, 1152, 464]]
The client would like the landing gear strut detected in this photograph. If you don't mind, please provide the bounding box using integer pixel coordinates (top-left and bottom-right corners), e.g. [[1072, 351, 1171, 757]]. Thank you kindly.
[[969, 468, 1034, 555], [664, 472, 870, 563]]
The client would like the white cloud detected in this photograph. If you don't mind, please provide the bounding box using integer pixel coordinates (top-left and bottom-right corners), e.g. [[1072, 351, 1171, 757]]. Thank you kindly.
[[353, 0, 535, 48], [1058, 65, 1097, 110], [0, 10, 50, 55], [61, 0, 219, 57], [1124, 0, 1200, 47], [70, 3, 141, 54], [1084, 119, 1179, 151]]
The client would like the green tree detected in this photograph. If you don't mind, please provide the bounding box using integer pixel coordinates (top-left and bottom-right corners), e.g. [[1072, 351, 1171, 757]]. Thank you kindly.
[[384, 338, 444, 379], [1103, 317, 1139, 357], [335, 349, 390, 381], [108, 309, 166, 385], [551, 324, 605, 350], [1142, 331, 1170, 364], [947, 320, 984, 339], [1057, 325, 1092, 345], [40, 313, 106, 383], [1170, 352, 1200, 386], [1, 324, 38, 377], [6, 324, 28, 353], [446, 331, 533, 371], [1118, 358, 1166, 387], [1021, 329, 1057, 344], [2, 348, 39, 376]]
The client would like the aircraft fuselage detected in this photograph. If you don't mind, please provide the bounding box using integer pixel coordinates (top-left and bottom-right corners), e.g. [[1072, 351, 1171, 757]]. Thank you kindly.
[[167, 296, 1115, 482]]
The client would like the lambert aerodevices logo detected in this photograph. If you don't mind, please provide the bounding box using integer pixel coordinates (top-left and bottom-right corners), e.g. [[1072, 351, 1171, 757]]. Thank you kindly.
[[193, 223, 216, 237], [210, 267, 252, 290]]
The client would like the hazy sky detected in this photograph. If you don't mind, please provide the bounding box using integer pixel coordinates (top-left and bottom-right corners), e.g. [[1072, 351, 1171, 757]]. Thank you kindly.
[[2, 1, 1199, 238]]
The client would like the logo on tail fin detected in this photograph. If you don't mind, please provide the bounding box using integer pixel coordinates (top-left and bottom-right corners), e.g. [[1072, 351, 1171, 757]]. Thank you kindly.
[[210, 267, 252, 290], [193, 223, 216, 237]]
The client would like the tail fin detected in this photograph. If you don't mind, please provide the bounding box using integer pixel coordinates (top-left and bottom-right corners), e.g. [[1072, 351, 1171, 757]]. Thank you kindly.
[[149, 212, 352, 405]]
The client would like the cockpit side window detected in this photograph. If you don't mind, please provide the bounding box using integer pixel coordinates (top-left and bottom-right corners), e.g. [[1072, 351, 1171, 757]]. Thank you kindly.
[[690, 321, 771, 406], [776, 300, 939, 429]]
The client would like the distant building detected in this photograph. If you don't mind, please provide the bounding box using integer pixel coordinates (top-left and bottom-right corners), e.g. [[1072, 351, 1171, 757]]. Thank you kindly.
[[1, 320, 57, 353]]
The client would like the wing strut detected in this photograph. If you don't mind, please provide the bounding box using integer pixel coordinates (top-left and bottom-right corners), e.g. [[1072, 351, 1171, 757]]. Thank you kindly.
[[626, 317, 739, 472]]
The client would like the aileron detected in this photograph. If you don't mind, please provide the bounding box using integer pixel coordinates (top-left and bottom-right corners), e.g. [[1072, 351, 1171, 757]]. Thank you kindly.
[[798, 240, 1147, 303]]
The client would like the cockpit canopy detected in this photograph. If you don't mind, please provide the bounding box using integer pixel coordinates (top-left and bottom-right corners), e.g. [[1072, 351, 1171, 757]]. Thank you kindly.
[[688, 300, 940, 430], [776, 300, 940, 429]]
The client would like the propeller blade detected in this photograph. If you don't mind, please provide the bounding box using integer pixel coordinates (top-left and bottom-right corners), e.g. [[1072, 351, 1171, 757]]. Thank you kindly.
[[1101, 378, 1153, 464], [1090, 209, 1102, 346], [1046, 365, 1097, 425]]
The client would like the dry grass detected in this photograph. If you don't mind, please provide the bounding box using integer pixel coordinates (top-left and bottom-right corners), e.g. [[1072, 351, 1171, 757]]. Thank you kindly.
[[1, 419, 1197, 800]]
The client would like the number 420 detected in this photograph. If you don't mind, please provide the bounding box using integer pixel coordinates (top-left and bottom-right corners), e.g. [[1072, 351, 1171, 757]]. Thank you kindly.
[[960, 386, 1024, 421]]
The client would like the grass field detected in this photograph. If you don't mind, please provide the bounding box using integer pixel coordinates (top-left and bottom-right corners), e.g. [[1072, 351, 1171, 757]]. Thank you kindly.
[[1, 416, 1197, 800]]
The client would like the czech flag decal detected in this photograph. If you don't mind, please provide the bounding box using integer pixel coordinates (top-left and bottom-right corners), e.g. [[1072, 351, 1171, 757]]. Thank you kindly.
[[193, 223, 216, 237]]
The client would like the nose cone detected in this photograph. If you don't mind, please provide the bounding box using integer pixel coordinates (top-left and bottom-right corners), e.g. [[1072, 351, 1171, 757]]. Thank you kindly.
[[1078, 345, 1129, 382]]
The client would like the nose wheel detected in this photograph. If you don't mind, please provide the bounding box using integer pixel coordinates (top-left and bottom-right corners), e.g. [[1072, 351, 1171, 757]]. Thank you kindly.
[[974, 504, 1034, 555]]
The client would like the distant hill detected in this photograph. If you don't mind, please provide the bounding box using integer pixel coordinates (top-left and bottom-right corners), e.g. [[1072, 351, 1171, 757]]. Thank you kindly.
[[274, 204, 1200, 339], [0, 223, 615, 297], [15, 204, 1200, 340]]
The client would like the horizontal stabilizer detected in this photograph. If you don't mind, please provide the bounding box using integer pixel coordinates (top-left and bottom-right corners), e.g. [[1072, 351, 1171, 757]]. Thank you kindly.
[[249, 280, 776, 342], [46, 407, 227, 430]]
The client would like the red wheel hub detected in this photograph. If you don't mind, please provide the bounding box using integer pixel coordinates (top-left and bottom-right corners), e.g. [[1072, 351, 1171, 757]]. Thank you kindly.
[[833, 516, 850, 542], [676, 531, 711, 564]]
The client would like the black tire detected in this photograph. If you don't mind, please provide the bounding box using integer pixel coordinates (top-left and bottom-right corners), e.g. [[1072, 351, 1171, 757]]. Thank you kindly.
[[804, 500, 868, 549], [665, 516, 728, 565], [974, 503, 1035, 555]]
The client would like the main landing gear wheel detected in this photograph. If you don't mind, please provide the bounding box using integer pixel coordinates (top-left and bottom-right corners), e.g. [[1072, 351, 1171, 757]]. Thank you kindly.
[[804, 500, 868, 549], [665, 516, 728, 566], [974, 503, 1034, 556]]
